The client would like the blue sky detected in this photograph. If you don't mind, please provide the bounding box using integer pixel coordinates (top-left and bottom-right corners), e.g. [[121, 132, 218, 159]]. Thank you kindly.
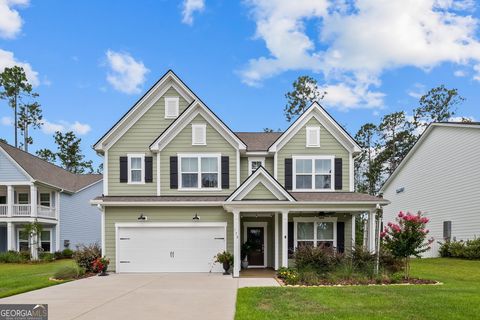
[[1, 0, 480, 168]]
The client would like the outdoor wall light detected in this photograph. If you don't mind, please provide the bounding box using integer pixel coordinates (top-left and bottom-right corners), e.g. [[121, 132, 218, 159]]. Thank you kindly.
[[138, 213, 147, 221], [192, 213, 200, 221]]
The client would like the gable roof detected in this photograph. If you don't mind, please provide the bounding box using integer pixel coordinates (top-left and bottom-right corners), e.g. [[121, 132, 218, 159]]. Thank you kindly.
[[268, 102, 361, 153], [0, 141, 102, 193], [226, 166, 295, 202], [380, 122, 480, 193], [236, 132, 282, 151], [93, 70, 197, 152], [150, 100, 247, 151]]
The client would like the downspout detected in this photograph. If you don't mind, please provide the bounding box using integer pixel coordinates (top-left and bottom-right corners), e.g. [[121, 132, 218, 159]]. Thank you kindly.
[[374, 203, 383, 275]]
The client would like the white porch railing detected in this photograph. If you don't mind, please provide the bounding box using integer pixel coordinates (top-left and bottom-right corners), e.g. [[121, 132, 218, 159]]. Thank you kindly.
[[12, 204, 31, 216], [37, 205, 56, 219], [0, 204, 7, 216]]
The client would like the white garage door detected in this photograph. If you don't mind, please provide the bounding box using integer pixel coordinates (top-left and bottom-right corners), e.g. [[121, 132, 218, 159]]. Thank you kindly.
[[116, 223, 226, 273]]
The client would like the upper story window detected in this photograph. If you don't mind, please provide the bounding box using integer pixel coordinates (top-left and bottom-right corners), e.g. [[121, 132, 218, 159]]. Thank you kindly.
[[40, 193, 50, 207], [17, 193, 29, 204], [179, 154, 220, 189], [128, 154, 145, 184], [306, 126, 320, 147], [192, 123, 206, 145], [293, 156, 334, 191], [248, 157, 265, 175], [165, 97, 179, 119]]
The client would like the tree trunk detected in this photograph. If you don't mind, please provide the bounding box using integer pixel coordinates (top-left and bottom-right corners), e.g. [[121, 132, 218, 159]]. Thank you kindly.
[[14, 94, 18, 147]]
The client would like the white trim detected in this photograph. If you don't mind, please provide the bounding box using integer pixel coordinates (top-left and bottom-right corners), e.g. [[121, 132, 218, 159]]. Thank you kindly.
[[127, 153, 145, 184], [103, 150, 108, 195], [268, 102, 361, 153], [151, 101, 246, 152], [177, 153, 222, 191], [306, 126, 320, 147], [245, 151, 270, 156], [101, 208, 105, 255], [55, 191, 60, 251], [0, 181, 33, 186], [281, 210, 288, 267], [351, 213, 356, 248], [94, 71, 197, 151], [236, 149, 240, 187], [17, 192, 29, 204], [226, 166, 295, 202], [243, 221, 268, 268], [156, 152, 161, 196], [248, 157, 265, 176], [191, 123, 207, 145], [349, 151, 354, 192], [233, 210, 240, 277], [17, 227, 53, 253], [292, 155, 335, 192], [293, 216, 337, 250], [274, 212, 279, 270], [273, 152, 278, 179], [164, 96, 180, 119]]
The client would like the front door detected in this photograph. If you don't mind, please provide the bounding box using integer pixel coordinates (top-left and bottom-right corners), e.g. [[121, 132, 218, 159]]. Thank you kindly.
[[246, 227, 264, 266]]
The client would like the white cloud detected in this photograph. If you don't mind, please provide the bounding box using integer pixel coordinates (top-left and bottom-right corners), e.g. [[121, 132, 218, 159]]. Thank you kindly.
[[105, 50, 149, 94], [454, 69, 467, 77], [0, 0, 29, 39], [407, 83, 426, 99], [181, 0, 205, 25], [0, 49, 39, 86], [320, 82, 384, 111], [41, 120, 91, 135], [449, 115, 476, 122], [1, 116, 13, 126], [240, 0, 480, 110]]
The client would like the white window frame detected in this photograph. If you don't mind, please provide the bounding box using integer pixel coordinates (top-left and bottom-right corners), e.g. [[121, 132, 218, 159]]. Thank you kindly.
[[39, 192, 51, 207], [248, 157, 265, 175], [127, 154, 145, 184], [39, 229, 52, 253], [164, 97, 180, 119], [292, 155, 335, 192], [192, 123, 207, 145], [306, 126, 320, 147], [17, 192, 29, 204], [17, 228, 30, 252], [178, 153, 221, 191], [293, 217, 337, 250]]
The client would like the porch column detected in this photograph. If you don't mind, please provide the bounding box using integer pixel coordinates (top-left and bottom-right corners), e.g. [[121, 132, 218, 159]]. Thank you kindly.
[[367, 209, 376, 252], [6, 222, 14, 251], [30, 185, 37, 218], [351, 213, 356, 248], [6, 185, 13, 217], [233, 210, 240, 278], [281, 210, 289, 268], [274, 212, 279, 270], [55, 191, 60, 251]]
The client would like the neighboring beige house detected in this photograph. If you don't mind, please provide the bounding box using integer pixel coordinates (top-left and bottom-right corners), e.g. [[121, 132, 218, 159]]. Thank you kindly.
[[91, 70, 388, 277], [381, 122, 480, 257]]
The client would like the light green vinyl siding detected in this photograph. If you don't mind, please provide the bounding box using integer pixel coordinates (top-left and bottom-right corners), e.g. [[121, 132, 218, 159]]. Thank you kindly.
[[108, 87, 189, 195], [265, 157, 274, 175], [243, 182, 278, 200], [104, 206, 232, 271], [277, 117, 350, 191], [160, 114, 237, 195]]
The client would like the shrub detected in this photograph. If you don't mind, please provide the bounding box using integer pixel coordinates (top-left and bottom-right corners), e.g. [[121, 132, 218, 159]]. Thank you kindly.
[[351, 245, 375, 274], [73, 243, 101, 273], [463, 239, 480, 259], [441, 239, 480, 260], [19, 250, 31, 261], [294, 245, 343, 275], [277, 267, 299, 285], [0, 251, 28, 263], [54, 251, 63, 260], [379, 249, 403, 274], [299, 268, 322, 286], [39, 252, 55, 262], [62, 248, 74, 259], [53, 265, 84, 280]]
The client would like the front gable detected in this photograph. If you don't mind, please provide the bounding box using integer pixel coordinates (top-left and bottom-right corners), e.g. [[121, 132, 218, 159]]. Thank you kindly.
[[242, 182, 279, 200], [0, 147, 31, 182]]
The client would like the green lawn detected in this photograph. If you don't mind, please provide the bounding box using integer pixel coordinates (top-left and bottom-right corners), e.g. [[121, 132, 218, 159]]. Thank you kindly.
[[236, 258, 480, 320], [0, 259, 77, 299]]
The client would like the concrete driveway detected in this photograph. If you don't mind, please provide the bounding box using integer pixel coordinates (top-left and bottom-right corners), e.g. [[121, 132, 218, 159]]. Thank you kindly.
[[0, 273, 279, 320]]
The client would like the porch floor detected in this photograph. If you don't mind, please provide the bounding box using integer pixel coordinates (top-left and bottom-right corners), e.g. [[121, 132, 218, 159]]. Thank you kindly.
[[240, 268, 276, 278]]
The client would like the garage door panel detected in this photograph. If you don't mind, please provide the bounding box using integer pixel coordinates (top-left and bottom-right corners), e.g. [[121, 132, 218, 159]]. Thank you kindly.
[[117, 225, 226, 273]]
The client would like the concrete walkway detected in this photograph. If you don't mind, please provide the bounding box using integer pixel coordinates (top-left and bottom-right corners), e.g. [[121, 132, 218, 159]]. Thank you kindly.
[[0, 273, 279, 320]]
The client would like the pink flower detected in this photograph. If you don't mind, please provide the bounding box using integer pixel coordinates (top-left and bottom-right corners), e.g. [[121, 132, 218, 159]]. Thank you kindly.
[[398, 212, 404, 218], [425, 229, 429, 234], [380, 231, 387, 238], [388, 222, 393, 227]]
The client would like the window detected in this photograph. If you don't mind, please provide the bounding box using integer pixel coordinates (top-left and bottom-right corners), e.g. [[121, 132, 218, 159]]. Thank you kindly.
[[294, 218, 336, 250], [0, 196, 6, 204], [17, 193, 29, 204], [165, 97, 179, 118], [192, 123, 206, 145], [40, 193, 50, 207], [127, 154, 145, 184], [40, 230, 51, 252], [179, 155, 220, 189], [293, 156, 334, 191], [18, 230, 29, 252], [306, 126, 320, 147], [248, 157, 265, 175]]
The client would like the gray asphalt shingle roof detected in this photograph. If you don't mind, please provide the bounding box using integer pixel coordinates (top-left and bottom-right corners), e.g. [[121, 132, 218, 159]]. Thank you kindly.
[[235, 132, 282, 151]]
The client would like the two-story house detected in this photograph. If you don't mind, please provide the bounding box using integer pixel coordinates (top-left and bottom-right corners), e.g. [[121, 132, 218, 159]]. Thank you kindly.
[[91, 70, 388, 277], [0, 141, 102, 254]]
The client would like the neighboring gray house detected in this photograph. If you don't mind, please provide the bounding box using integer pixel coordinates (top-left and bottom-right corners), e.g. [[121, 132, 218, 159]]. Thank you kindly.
[[381, 122, 480, 257], [0, 141, 102, 253]]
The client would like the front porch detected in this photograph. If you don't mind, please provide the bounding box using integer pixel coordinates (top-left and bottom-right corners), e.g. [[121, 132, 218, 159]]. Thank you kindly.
[[0, 221, 58, 253]]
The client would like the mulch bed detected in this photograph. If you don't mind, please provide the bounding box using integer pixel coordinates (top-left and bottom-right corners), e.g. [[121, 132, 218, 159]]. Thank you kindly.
[[277, 277, 440, 287]]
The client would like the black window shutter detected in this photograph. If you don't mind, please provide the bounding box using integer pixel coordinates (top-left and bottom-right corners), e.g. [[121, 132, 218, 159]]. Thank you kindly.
[[145, 156, 153, 183], [221, 156, 229, 189], [170, 156, 178, 189], [337, 222, 345, 253], [119, 157, 128, 183], [288, 222, 294, 257], [285, 158, 293, 190], [334, 158, 343, 190]]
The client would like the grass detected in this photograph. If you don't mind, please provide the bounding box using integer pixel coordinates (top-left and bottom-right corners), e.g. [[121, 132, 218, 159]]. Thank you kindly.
[[0, 259, 77, 299], [236, 258, 480, 319]]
